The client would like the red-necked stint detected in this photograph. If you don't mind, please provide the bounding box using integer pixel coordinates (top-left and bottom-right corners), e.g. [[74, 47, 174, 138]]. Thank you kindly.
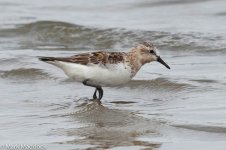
[[39, 42, 170, 101]]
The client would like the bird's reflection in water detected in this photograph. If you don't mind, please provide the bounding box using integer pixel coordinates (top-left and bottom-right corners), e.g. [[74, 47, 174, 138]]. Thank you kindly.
[[55, 98, 162, 149]]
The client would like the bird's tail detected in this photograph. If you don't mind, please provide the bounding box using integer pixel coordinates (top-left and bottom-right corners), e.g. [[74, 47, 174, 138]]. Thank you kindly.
[[39, 57, 57, 62]]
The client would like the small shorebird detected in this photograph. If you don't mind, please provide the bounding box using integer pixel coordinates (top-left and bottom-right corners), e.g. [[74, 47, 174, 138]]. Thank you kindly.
[[39, 42, 170, 101]]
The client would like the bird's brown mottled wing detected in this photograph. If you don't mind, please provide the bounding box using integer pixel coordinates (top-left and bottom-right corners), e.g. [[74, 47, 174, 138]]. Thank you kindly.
[[52, 53, 91, 65], [42, 51, 125, 66], [88, 51, 125, 65]]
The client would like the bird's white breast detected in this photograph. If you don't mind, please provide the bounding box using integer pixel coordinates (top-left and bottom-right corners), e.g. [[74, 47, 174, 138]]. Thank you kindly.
[[52, 61, 132, 86]]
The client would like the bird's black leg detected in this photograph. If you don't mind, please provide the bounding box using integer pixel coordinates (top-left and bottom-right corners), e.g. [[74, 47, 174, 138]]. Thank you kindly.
[[96, 86, 103, 100], [83, 79, 103, 101], [93, 89, 97, 99]]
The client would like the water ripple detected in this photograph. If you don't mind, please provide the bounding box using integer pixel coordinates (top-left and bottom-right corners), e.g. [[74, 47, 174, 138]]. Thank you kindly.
[[0, 21, 225, 52], [0, 68, 53, 80]]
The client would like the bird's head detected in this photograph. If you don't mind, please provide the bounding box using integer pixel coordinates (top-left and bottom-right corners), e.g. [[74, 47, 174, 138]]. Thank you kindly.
[[134, 41, 170, 69]]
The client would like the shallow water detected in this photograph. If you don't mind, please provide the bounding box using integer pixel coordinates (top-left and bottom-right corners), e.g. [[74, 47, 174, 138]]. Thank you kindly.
[[1, 0, 226, 149]]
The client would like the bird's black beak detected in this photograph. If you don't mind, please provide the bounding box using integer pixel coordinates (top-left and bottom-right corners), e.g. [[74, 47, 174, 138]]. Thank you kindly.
[[157, 56, 170, 69]]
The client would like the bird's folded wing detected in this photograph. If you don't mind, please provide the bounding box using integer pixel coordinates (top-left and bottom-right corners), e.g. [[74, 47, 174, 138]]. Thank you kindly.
[[40, 51, 125, 66]]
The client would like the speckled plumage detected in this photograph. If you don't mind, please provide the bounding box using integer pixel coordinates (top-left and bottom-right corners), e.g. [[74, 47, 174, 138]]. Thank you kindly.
[[39, 41, 170, 100]]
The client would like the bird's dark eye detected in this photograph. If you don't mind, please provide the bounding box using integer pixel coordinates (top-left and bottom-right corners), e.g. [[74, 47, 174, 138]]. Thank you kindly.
[[150, 50, 155, 54]]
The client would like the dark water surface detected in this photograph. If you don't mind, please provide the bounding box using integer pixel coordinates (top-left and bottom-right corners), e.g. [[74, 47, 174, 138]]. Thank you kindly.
[[1, 0, 226, 149]]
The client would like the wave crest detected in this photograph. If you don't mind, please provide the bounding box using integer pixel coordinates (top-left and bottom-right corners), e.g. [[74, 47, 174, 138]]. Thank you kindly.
[[0, 68, 53, 80], [0, 21, 225, 52]]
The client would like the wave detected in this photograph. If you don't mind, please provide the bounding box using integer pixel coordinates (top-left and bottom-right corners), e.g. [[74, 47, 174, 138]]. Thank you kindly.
[[172, 123, 226, 133], [0, 21, 225, 52], [134, 0, 213, 8], [0, 68, 54, 80], [124, 78, 192, 91]]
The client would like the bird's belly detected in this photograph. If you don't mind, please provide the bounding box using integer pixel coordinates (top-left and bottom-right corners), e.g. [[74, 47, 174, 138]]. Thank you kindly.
[[58, 62, 132, 86]]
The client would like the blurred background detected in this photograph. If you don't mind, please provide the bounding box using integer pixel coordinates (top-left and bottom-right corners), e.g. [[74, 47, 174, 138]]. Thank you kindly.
[[0, 0, 226, 149]]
